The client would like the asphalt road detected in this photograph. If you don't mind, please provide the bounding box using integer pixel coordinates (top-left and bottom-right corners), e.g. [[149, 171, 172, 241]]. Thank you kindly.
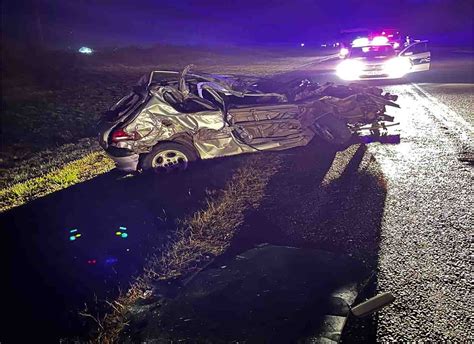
[[303, 48, 473, 341], [2, 47, 473, 342]]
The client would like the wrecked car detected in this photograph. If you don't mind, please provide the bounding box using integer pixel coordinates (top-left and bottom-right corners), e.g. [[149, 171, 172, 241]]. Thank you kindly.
[[98, 65, 400, 172]]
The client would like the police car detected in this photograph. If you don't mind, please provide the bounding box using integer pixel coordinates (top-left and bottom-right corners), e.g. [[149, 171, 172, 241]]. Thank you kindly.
[[336, 37, 431, 80]]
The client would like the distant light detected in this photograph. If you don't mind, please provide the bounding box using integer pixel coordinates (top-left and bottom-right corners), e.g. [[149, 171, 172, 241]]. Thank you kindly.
[[393, 42, 400, 49], [300, 43, 305, 47], [321, 44, 327, 47], [339, 47, 349, 57], [115, 231, 122, 236], [68, 228, 81, 241], [106, 257, 119, 264], [78, 46, 93, 54], [372, 36, 389, 45], [119, 226, 127, 230], [121, 232, 128, 238], [352, 37, 369, 47], [382, 31, 386, 35]]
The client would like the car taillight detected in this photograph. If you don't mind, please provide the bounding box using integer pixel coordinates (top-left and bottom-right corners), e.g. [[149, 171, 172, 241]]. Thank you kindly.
[[111, 128, 137, 142]]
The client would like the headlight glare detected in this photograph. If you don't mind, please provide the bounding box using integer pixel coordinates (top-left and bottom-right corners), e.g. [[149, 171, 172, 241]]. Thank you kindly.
[[336, 60, 364, 80], [383, 57, 411, 78]]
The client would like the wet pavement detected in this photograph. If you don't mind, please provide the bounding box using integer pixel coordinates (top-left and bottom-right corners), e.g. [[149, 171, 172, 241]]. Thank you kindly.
[[310, 48, 473, 341], [2, 47, 473, 342], [368, 84, 473, 341]]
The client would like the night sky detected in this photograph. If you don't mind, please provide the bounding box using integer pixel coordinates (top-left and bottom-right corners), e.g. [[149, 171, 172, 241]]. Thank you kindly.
[[2, 0, 473, 48]]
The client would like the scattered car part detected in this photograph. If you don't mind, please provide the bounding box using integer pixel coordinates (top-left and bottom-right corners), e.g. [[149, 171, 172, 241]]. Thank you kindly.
[[351, 292, 396, 318], [313, 113, 353, 147]]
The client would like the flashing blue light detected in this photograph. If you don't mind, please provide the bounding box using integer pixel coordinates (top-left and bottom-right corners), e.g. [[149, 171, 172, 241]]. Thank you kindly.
[[69, 235, 76, 241], [78, 46, 93, 54], [121, 232, 128, 238], [105, 257, 119, 264]]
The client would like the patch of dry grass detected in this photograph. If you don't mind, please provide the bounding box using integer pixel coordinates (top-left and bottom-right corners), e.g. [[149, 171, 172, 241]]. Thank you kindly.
[[0, 138, 101, 189], [0, 151, 114, 212], [92, 154, 281, 343]]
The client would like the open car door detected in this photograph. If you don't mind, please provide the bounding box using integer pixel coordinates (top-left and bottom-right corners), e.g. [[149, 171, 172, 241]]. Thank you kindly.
[[399, 41, 431, 72]]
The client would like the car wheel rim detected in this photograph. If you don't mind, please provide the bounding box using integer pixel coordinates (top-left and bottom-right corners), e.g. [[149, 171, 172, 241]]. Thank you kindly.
[[151, 149, 189, 172]]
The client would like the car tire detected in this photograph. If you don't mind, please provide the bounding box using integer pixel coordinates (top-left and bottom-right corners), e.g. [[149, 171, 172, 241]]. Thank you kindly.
[[141, 142, 198, 173], [314, 114, 353, 148]]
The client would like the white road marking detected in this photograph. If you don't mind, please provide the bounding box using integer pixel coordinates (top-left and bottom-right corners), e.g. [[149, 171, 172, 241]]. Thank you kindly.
[[411, 83, 474, 144]]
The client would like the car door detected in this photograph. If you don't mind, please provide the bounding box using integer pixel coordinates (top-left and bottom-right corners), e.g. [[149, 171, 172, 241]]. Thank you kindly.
[[227, 103, 305, 147], [399, 41, 431, 72]]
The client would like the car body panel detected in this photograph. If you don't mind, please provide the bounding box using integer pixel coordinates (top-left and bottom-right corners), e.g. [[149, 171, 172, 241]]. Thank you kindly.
[[106, 153, 140, 172], [399, 41, 431, 72], [98, 67, 400, 171]]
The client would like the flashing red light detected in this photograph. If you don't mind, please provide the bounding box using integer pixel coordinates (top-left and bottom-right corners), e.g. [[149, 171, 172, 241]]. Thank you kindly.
[[87, 259, 97, 265], [111, 128, 136, 142]]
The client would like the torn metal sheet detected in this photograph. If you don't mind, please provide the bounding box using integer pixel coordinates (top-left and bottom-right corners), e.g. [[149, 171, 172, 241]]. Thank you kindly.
[[98, 65, 401, 172]]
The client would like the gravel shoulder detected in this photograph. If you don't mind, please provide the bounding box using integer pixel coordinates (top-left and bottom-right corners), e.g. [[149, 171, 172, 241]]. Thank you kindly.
[[416, 83, 474, 126], [368, 84, 473, 341]]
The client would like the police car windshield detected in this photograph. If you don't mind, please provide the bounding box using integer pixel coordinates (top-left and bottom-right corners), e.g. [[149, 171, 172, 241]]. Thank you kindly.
[[350, 45, 396, 59]]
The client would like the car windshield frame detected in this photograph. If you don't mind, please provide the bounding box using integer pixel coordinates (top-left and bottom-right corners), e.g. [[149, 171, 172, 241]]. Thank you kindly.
[[350, 45, 396, 59]]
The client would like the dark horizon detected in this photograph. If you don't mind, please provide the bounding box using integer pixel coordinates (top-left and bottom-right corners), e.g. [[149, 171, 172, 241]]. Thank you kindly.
[[2, 0, 473, 49]]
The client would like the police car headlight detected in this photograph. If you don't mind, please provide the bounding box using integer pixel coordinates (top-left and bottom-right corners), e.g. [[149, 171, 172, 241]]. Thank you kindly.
[[336, 60, 364, 80], [339, 47, 349, 58], [384, 57, 411, 78]]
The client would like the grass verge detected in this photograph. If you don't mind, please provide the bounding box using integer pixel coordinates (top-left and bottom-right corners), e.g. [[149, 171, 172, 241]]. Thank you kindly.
[[0, 151, 114, 212], [91, 154, 281, 342]]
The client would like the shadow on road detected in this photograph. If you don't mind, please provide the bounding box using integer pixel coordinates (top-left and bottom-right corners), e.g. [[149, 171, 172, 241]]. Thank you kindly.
[[219, 140, 388, 342]]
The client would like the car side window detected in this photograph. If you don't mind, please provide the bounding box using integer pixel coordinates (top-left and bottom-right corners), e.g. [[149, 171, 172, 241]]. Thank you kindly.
[[163, 90, 218, 113], [403, 42, 428, 55]]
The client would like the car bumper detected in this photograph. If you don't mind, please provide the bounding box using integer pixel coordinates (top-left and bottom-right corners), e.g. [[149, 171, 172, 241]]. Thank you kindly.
[[105, 147, 140, 172], [356, 74, 401, 80], [340, 72, 404, 80]]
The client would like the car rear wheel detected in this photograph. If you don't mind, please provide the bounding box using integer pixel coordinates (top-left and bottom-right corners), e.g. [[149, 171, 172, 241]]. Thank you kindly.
[[141, 142, 198, 173], [314, 114, 353, 148]]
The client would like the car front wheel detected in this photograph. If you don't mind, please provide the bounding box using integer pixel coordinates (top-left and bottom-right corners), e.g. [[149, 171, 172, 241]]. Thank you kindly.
[[141, 142, 198, 173], [314, 114, 352, 148]]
